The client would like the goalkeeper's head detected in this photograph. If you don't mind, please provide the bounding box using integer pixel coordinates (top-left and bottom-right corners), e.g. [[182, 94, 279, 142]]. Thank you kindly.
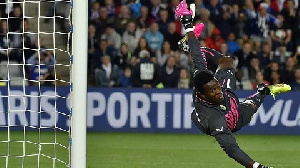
[[193, 71, 223, 103]]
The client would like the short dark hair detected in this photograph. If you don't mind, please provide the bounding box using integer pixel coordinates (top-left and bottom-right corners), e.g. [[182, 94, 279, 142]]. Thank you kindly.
[[193, 71, 214, 92]]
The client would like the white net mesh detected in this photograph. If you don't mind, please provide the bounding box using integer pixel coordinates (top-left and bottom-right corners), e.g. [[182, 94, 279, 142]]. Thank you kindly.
[[0, 0, 71, 167]]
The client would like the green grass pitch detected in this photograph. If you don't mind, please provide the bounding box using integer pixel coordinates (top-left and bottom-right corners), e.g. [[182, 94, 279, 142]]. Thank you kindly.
[[0, 132, 299, 167]]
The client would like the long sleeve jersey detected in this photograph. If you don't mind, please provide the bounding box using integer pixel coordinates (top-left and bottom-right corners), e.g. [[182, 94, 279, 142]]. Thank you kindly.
[[189, 38, 253, 167]]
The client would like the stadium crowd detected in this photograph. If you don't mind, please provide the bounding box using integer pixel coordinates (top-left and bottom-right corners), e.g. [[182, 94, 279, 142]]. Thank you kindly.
[[0, 0, 300, 90], [0, 1, 56, 86], [87, 0, 300, 91]]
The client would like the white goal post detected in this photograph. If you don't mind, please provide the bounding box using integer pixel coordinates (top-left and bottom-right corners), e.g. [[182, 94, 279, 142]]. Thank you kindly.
[[71, 0, 87, 168]]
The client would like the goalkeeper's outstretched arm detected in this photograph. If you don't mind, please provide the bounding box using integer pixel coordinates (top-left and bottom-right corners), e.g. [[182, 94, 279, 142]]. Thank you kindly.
[[187, 32, 208, 74]]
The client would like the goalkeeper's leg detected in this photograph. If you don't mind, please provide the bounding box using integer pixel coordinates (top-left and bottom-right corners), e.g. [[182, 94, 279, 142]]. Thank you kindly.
[[234, 84, 268, 131]]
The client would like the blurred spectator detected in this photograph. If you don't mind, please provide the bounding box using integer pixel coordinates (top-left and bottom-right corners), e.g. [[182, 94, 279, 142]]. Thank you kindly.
[[244, 0, 256, 20], [263, 0, 277, 15], [294, 44, 300, 65], [270, 70, 281, 84], [252, 39, 262, 54], [101, 24, 122, 49], [273, 43, 292, 65], [164, 22, 181, 51], [290, 66, 300, 91], [144, 22, 164, 51], [270, 0, 286, 13], [156, 40, 174, 67], [235, 69, 252, 90], [264, 61, 280, 83], [234, 41, 256, 71], [295, 11, 300, 45], [93, 38, 116, 71], [0, 0, 6, 18], [132, 37, 155, 65], [160, 56, 179, 88], [114, 5, 135, 35], [8, 5, 22, 32], [248, 3, 276, 45], [205, 28, 225, 51], [120, 66, 132, 87], [0, 20, 12, 62], [169, 0, 181, 21], [281, 0, 298, 47], [174, 51, 190, 70], [178, 67, 190, 89], [218, 10, 231, 39], [281, 0, 297, 21], [257, 43, 273, 69], [251, 71, 270, 90], [219, 42, 230, 56], [157, 8, 171, 36], [95, 55, 121, 87], [150, 0, 162, 21], [194, 0, 206, 20], [44, 0, 64, 26], [11, 19, 36, 63], [88, 23, 99, 73], [247, 56, 261, 82], [229, 3, 240, 37], [128, 0, 142, 18], [280, 56, 295, 84], [104, 0, 119, 18], [27, 48, 55, 83], [89, 1, 101, 24], [98, 7, 115, 34], [131, 50, 160, 88], [114, 43, 132, 70], [226, 32, 240, 54], [235, 12, 249, 41], [12, 19, 35, 50], [140, 0, 152, 6], [204, 0, 223, 26], [137, 6, 152, 32], [122, 21, 143, 53], [196, 9, 215, 39], [270, 13, 293, 51]]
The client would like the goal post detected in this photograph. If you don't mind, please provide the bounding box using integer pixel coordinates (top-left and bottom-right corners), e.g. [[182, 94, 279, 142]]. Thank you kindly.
[[0, 0, 87, 167], [71, 0, 88, 168]]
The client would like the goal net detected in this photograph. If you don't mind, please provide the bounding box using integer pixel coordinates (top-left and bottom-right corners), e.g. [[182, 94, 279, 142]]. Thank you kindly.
[[0, 0, 72, 167]]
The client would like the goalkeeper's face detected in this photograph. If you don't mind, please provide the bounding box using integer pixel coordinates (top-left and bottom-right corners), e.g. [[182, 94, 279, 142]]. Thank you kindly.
[[201, 79, 223, 103]]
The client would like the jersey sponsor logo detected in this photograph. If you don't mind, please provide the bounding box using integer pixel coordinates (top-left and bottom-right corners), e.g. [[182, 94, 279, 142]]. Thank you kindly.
[[220, 105, 226, 111]]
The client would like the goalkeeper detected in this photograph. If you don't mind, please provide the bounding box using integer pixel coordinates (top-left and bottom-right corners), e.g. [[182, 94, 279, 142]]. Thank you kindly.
[[175, 1, 291, 168]]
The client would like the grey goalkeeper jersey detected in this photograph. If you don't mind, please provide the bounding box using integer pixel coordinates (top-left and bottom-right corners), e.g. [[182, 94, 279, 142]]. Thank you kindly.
[[189, 38, 253, 167]]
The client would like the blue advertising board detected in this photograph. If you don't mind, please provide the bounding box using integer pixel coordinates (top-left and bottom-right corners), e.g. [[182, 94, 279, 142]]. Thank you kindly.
[[0, 87, 299, 135]]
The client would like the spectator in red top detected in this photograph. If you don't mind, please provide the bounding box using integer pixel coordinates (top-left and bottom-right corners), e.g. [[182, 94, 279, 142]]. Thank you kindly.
[[205, 28, 225, 51]]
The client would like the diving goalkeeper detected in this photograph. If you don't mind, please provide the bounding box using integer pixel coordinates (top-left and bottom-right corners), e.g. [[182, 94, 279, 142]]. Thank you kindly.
[[175, 1, 291, 168]]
